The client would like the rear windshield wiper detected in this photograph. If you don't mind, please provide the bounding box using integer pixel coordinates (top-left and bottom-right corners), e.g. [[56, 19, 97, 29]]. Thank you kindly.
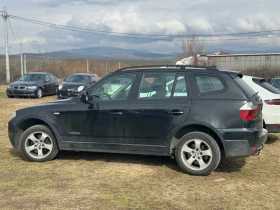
[[252, 92, 259, 97]]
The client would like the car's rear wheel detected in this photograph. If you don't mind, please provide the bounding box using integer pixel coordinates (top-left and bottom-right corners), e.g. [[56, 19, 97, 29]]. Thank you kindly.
[[36, 88, 43, 98], [175, 132, 221, 176], [19, 125, 58, 162]]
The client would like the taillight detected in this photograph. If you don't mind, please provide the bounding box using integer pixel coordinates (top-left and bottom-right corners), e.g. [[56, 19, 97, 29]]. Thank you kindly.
[[264, 99, 280, 105], [239, 102, 260, 120]]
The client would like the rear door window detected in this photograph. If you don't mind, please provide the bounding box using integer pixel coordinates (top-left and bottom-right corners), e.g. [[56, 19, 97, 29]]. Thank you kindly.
[[138, 73, 176, 99], [195, 74, 226, 94], [49, 74, 57, 82], [173, 75, 188, 97]]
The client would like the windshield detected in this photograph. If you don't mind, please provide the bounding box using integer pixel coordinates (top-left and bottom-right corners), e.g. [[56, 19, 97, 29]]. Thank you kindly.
[[66, 75, 90, 83], [254, 79, 280, 94], [19, 74, 44, 82], [271, 79, 280, 86]]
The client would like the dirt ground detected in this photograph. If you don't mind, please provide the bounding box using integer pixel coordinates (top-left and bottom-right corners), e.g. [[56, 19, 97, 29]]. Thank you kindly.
[[0, 86, 279, 210]]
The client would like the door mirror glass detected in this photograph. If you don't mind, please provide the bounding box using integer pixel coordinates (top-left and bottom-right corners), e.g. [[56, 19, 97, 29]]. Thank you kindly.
[[81, 91, 89, 103]]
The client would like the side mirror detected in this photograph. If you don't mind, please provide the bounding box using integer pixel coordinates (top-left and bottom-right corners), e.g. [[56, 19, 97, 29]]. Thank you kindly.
[[15, 78, 18, 81], [45, 78, 50, 83], [63, 79, 66, 81], [81, 91, 89, 103]]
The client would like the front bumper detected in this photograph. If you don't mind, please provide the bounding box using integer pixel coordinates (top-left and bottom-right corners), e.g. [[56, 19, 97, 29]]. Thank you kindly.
[[6, 88, 37, 97], [8, 121, 19, 148], [218, 128, 268, 157], [57, 90, 80, 99]]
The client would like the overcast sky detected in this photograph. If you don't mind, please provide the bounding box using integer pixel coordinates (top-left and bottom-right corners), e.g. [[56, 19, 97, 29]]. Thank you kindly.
[[1, 0, 280, 54]]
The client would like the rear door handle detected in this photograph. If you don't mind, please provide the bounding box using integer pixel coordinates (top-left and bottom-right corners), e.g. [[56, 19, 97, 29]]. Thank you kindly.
[[110, 111, 123, 115], [169, 110, 184, 115]]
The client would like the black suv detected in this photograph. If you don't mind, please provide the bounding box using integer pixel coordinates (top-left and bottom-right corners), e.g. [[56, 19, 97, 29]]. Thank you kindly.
[[8, 65, 268, 176]]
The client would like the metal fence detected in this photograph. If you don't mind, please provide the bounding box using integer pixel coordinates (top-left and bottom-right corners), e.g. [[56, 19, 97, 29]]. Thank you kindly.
[[208, 54, 280, 71]]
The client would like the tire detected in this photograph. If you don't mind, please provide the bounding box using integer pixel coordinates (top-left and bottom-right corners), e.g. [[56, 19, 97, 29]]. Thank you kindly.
[[175, 132, 221, 176], [36, 88, 43, 98], [19, 125, 58, 162]]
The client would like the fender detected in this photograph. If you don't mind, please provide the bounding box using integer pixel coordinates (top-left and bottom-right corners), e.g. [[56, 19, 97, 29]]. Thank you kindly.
[[16, 115, 63, 149], [167, 120, 226, 153]]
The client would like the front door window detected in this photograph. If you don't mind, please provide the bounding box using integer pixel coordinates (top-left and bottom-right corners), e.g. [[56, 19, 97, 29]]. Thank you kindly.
[[89, 74, 136, 101]]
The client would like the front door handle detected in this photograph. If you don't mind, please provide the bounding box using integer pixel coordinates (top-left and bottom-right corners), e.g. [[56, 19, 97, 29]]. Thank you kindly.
[[169, 110, 184, 115], [110, 111, 123, 115]]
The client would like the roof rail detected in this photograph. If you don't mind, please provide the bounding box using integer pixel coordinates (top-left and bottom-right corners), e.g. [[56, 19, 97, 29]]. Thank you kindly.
[[116, 65, 218, 72]]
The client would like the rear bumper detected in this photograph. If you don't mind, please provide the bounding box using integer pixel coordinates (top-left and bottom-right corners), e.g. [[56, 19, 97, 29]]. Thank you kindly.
[[265, 124, 280, 133], [218, 128, 268, 157], [6, 89, 37, 97]]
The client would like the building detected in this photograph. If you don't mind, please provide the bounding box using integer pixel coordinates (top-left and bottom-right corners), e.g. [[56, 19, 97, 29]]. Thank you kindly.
[[207, 52, 280, 71]]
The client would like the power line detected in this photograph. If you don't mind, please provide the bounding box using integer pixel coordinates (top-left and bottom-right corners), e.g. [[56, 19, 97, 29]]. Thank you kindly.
[[8, 14, 280, 42], [9, 14, 280, 38], [7, 17, 20, 45]]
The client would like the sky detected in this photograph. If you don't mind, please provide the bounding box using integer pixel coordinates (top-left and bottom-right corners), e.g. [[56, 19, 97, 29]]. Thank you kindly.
[[1, 0, 280, 55]]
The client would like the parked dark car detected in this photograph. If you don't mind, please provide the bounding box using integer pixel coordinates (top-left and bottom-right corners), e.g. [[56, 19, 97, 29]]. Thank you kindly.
[[8, 65, 267, 175], [6, 72, 60, 98], [57, 73, 98, 99], [271, 78, 280, 90]]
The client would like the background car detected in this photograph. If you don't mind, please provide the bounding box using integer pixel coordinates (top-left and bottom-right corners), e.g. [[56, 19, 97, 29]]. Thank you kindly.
[[271, 78, 280, 90], [6, 72, 60, 98], [243, 75, 280, 132], [57, 73, 99, 99]]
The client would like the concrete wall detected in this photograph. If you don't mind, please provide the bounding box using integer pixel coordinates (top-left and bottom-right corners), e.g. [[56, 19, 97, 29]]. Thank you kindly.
[[208, 54, 280, 71]]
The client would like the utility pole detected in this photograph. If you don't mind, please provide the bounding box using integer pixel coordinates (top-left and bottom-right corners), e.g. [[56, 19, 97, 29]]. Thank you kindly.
[[24, 55, 27, 73], [20, 41, 23, 75], [106, 61, 108, 74], [3, 6, 10, 83], [87, 60, 89, 73]]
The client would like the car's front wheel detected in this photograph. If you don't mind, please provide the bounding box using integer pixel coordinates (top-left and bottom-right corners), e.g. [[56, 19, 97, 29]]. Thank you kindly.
[[36, 88, 43, 98], [175, 132, 221, 176], [19, 125, 58, 162]]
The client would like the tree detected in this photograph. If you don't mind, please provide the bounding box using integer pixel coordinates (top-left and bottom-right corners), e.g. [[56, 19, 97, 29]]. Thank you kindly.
[[175, 34, 207, 64]]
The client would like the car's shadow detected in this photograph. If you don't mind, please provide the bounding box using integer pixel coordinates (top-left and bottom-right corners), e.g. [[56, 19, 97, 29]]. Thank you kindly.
[[265, 134, 279, 144], [216, 157, 246, 173], [9, 148, 246, 174]]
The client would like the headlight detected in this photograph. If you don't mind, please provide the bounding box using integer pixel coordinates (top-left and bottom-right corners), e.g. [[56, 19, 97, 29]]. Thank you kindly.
[[59, 85, 63, 90], [11, 111, 16, 120], [27, 86, 37, 90], [77, 86, 84, 92], [7, 85, 12, 89]]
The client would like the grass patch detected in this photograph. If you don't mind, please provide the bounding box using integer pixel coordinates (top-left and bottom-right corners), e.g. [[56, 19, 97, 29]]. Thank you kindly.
[[0, 95, 280, 209]]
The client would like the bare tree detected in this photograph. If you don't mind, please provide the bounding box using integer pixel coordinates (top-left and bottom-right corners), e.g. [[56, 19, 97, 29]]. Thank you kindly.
[[175, 34, 207, 64]]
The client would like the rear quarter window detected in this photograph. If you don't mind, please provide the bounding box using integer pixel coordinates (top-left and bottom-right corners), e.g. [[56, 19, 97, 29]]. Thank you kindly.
[[195, 74, 226, 94]]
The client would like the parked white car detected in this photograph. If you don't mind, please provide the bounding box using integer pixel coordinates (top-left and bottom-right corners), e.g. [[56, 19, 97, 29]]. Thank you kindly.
[[242, 75, 280, 133]]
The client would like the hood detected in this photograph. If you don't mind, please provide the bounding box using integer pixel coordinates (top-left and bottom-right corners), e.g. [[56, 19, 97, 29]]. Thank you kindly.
[[16, 98, 77, 116], [20, 98, 76, 112], [60, 81, 90, 90], [10, 80, 43, 86]]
